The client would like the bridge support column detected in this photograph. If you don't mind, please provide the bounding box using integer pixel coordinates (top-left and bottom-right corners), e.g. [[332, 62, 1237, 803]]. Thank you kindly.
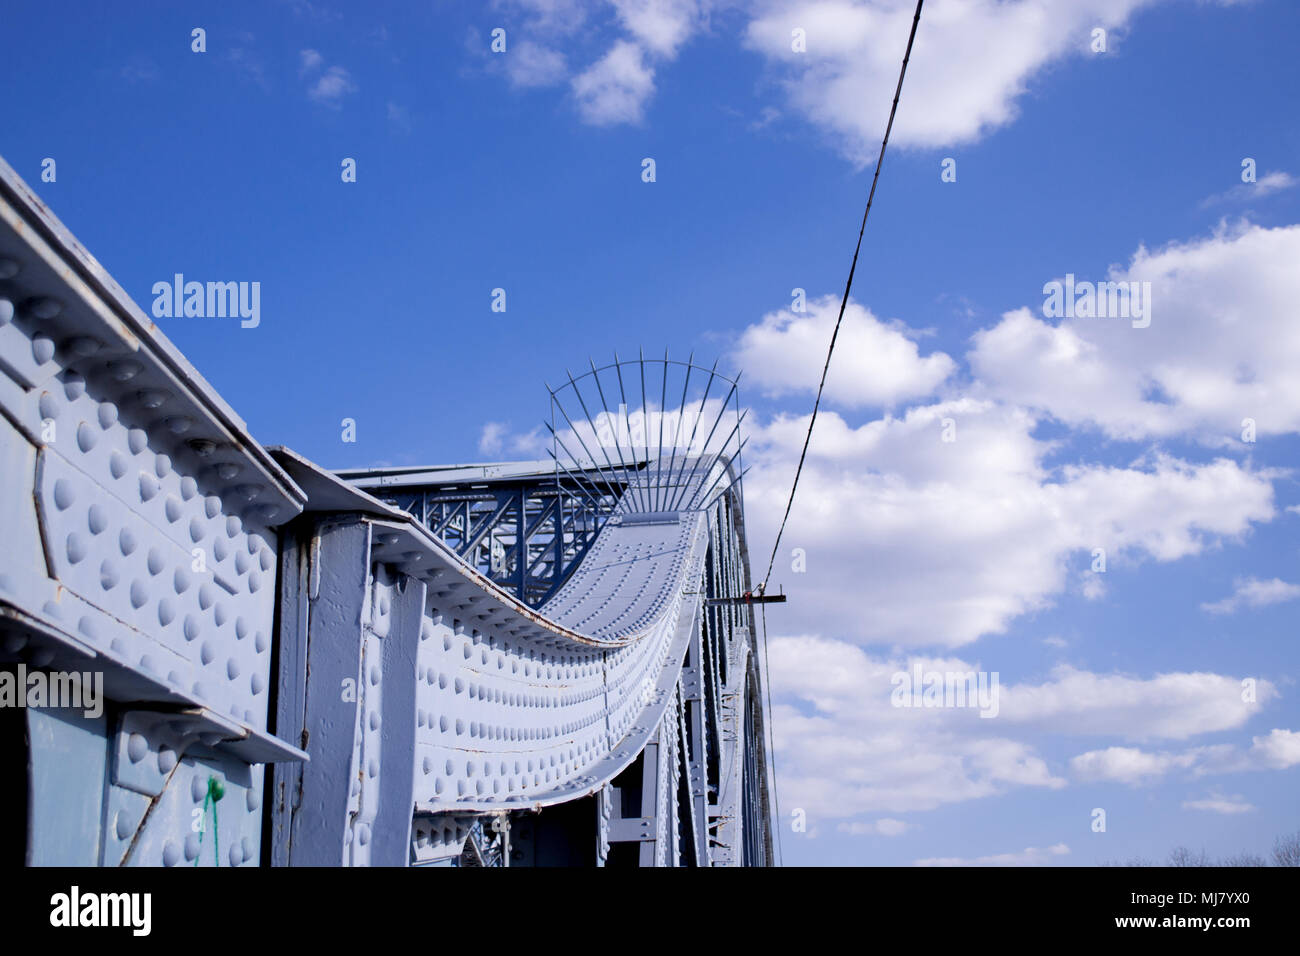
[[269, 517, 423, 866], [681, 626, 711, 866]]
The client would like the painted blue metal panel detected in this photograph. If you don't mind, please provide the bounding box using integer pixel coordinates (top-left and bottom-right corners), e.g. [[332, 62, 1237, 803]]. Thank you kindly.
[[25, 707, 106, 866]]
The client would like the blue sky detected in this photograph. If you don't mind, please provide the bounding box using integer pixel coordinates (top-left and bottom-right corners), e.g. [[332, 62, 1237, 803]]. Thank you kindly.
[[4, 0, 1298, 866]]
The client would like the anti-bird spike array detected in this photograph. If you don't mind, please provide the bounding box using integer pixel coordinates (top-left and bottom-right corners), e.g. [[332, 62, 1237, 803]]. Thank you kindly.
[[546, 354, 746, 517]]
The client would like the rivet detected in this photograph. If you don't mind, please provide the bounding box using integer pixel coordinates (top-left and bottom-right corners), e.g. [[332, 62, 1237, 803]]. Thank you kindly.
[[31, 335, 54, 366], [87, 503, 108, 534], [67, 336, 101, 357], [108, 359, 143, 381]]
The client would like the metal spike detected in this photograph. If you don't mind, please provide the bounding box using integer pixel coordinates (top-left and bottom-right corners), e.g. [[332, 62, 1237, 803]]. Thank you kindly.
[[680, 409, 748, 512], [668, 375, 740, 512], [694, 444, 750, 514], [545, 439, 607, 513], [664, 357, 718, 511], [544, 418, 622, 508], [655, 349, 669, 511], [564, 368, 630, 510], [587, 357, 641, 515], [612, 351, 650, 512]]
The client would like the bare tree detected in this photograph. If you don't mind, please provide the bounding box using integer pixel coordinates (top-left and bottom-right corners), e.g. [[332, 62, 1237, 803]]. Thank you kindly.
[[1168, 846, 1212, 867], [1098, 857, 1156, 867], [1095, 828, 1300, 867], [1273, 831, 1300, 867]]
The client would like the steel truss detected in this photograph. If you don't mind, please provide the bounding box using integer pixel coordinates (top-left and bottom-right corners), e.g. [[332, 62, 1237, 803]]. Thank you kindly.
[[337, 463, 630, 608]]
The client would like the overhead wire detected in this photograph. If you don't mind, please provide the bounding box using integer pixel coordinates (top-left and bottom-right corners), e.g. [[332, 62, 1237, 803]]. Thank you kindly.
[[760, 0, 926, 595], [754, 0, 926, 867]]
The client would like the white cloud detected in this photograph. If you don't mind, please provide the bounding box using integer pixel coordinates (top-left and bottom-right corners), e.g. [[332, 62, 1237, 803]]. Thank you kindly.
[[765, 635, 1282, 821], [837, 818, 913, 836], [572, 40, 656, 124], [720, 210, 1295, 829], [1248, 728, 1300, 770], [610, 0, 709, 56], [743, 0, 1163, 161], [734, 295, 954, 407], [494, 1, 712, 124], [914, 842, 1069, 867], [227, 45, 268, 89], [771, 702, 1065, 816], [506, 41, 568, 87], [1201, 577, 1300, 615], [298, 48, 324, 76], [479, 422, 509, 456], [490, 1, 1255, 150], [969, 223, 1300, 442], [299, 49, 356, 106], [1182, 792, 1255, 814], [386, 102, 412, 131], [1200, 170, 1297, 208], [997, 666, 1271, 740], [286, 0, 342, 23], [1071, 729, 1300, 785], [477, 422, 549, 457], [768, 635, 1067, 817], [1069, 746, 1200, 785], [495, 0, 594, 34], [727, 230, 1292, 652], [308, 66, 357, 105], [742, 398, 1275, 647]]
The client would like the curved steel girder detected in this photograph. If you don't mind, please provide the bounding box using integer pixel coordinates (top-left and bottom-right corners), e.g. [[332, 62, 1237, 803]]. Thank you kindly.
[[274, 453, 719, 808]]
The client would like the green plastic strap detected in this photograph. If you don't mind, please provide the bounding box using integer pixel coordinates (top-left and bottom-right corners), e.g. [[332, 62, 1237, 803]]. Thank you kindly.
[[193, 776, 225, 867]]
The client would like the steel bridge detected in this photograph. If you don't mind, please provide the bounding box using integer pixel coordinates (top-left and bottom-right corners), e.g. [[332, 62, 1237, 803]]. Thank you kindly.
[[0, 156, 775, 867]]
